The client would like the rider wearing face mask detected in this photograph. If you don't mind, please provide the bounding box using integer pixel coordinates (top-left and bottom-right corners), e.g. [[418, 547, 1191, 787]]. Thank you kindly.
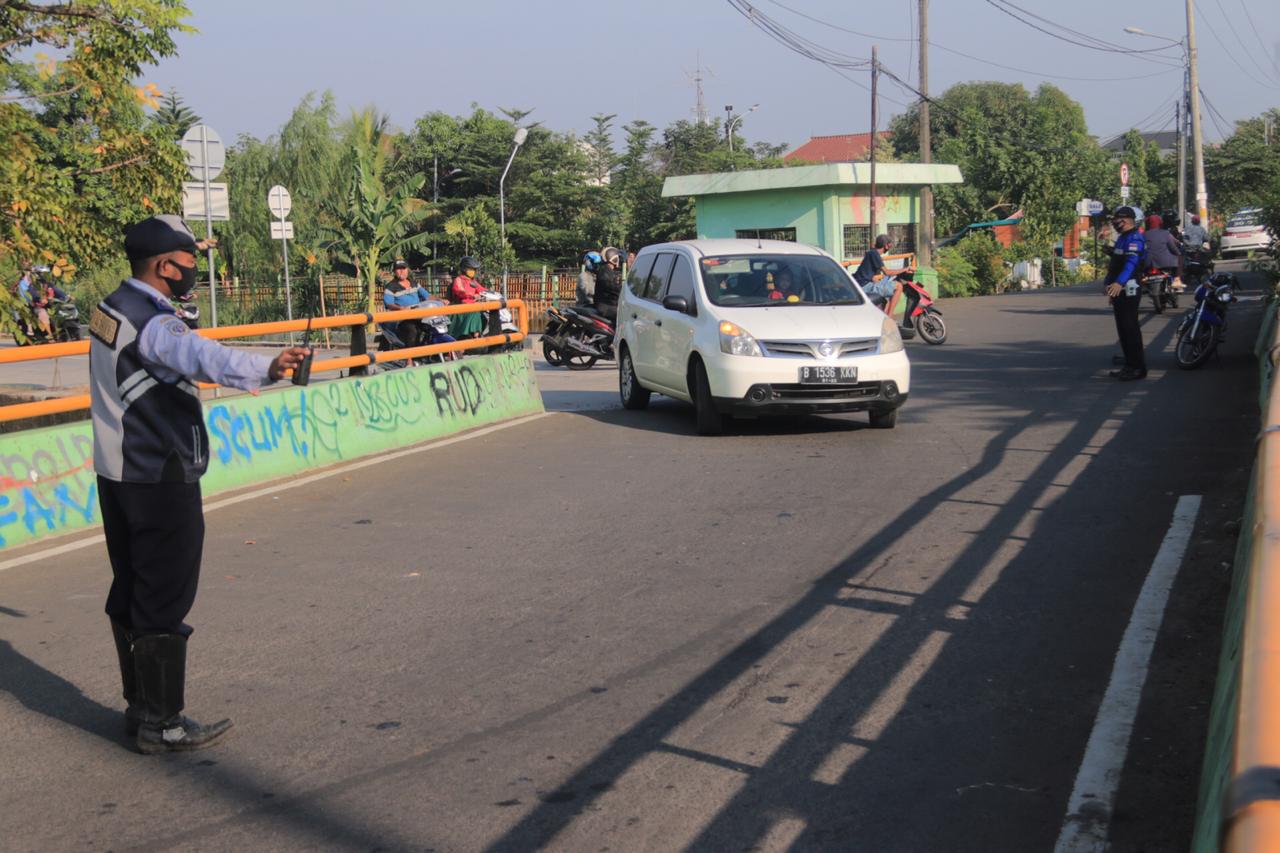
[[91, 215, 309, 753]]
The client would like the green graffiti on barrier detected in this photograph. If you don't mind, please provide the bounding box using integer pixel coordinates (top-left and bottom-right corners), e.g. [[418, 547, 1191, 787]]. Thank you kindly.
[[0, 352, 543, 550]]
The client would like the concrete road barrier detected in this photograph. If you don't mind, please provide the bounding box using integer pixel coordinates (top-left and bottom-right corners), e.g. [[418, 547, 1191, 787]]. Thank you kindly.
[[0, 352, 542, 551]]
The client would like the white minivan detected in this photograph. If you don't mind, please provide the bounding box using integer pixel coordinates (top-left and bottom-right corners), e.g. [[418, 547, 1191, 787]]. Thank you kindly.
[[616, 239, 911, 434]]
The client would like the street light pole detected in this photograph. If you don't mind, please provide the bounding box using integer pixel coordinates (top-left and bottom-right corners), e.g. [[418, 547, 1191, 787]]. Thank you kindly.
[[499, 126, 529, 295]]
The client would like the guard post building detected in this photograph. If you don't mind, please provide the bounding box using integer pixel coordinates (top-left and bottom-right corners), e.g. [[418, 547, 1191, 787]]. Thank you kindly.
[[662, 162, 963, 292]]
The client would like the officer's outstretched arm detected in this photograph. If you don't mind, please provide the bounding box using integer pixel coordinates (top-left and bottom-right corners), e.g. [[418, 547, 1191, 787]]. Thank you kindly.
[[139, 315, 273, 392]]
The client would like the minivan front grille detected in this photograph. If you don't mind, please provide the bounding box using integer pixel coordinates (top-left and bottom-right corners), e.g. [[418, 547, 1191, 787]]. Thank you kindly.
[[760, 338, 880, 359], [769, 382, 882, 400]]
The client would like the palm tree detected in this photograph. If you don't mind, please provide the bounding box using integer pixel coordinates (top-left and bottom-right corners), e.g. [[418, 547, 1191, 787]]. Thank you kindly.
[[318, 110, 432, 317]]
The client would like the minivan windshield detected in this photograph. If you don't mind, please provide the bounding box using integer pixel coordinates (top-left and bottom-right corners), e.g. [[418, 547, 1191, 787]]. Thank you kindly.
[[699, 254, 864, 307]]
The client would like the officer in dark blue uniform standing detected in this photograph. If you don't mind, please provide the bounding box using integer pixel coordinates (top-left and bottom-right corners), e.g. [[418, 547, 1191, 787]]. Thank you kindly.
[[92, 215, 310, 753], [1104, 206, 1148, 381]]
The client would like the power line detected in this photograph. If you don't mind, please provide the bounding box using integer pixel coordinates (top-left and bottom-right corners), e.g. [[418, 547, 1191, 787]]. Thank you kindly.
[[1238, 0, 1280, 81], [766, 0, 1177, 83], [1214, 0, 1280, 86], [982, 0, 1184, 67], [1195, 1, 1280, 90], [1199, 87, 1236, 140]]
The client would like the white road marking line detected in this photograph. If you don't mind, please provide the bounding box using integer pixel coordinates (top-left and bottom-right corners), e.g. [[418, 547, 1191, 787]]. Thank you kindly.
[[1053, 494, 1202, 853], [0, 412, 551, 574]]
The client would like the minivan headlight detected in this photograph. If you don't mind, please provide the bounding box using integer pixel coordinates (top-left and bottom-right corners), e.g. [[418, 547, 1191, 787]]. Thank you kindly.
[[880, 316, 905, 354], [719, 321, 762, 356]]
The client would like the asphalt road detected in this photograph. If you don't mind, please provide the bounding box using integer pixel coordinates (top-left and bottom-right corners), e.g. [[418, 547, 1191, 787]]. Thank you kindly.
[[0, 272, 1264, 852]]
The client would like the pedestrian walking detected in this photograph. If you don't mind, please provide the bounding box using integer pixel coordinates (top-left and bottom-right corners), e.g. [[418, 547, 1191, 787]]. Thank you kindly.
[[1104, 206, 1147, 381], [93, 215, 310, 753]]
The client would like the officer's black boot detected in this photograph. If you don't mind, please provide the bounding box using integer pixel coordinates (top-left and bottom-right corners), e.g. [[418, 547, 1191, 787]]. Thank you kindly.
[[110, 621, 143, 736], [132, 633, 232, 755]]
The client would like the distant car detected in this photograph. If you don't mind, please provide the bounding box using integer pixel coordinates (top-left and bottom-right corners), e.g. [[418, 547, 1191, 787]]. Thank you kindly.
[[1219, 208, 1272, 258], [615, 239, 911, 434]]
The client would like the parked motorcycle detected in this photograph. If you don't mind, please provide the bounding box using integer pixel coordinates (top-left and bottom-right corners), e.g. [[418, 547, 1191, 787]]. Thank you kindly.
[[1140, 267, 1178, 313], [1175, 272, 1238, 370]]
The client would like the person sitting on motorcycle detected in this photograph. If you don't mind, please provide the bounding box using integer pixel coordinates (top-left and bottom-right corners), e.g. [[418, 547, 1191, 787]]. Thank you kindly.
[[577, 251, 601, 308], [853, 235, 904, 323], [449, 256, 487, 340], [1181, 215, 1209, 252], [593, 247, 622, 322], [382, 259, 434, 349], [30, 275, 55, 338], [1143, 214, 1183, 292]]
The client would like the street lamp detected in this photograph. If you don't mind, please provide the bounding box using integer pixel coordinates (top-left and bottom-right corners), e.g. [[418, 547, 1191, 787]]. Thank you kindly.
[[724, 103, 760, 153], [499, 125, 529, 294]]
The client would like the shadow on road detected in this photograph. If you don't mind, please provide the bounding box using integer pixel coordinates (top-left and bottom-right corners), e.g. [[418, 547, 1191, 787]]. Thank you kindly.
[[0, 639, 125, 746], [484, 302, 1250, 851]]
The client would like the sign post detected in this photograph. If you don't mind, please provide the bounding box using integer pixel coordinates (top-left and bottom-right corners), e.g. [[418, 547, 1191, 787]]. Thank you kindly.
[[267, 185, 295, 340], [181, 125, 226, 327]]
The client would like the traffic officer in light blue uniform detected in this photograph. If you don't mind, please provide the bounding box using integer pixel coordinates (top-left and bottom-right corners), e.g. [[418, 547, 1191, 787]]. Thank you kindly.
[[91, 215, 310, 753], [1104, 206, 1148, 381]]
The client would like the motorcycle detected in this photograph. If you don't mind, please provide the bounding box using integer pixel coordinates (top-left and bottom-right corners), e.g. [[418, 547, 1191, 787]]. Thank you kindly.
[[174, 292, 200, 329], [476, 290, 523, 353], [376, 298, 456, 368], [866, 272, 947, 344], [1174, 272, 1238, 370], [1182, 247, 1214, 289], [541, 305, 572, 366], [554, 305, 616, 370], [1140, 267, 1178, 313], [50, 298, 81, 341]]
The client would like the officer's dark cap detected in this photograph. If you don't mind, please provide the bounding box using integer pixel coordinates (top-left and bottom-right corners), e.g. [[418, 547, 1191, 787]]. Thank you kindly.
[[125, 215, 198, 261], [392, 258, 409, 269], [1113, 206, 1138, 220]]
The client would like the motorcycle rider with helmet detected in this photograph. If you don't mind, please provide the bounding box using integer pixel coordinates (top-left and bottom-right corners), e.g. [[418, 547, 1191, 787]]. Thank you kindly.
[[449, 256, 487, 340], [382, 259, 433, 348], [577, 251, 601, 308], [593, 247, 622, 322]]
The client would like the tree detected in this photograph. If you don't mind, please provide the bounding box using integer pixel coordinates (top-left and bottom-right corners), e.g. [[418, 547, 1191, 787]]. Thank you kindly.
[[152, 89, 200, 139], [889, 81, 1107, 240], [317, 110, 431, 315], [1206, 109, 1280, 217], [0, 0, 191, 294]]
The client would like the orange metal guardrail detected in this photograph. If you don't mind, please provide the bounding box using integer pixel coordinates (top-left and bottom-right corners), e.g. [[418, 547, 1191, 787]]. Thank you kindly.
[[0, 299, 527, 423], [1225, 354, 1280, 851]]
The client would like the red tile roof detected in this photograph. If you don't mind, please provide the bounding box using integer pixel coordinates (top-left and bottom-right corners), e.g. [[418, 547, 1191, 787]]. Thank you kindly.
[[784, 132, 893, 163]]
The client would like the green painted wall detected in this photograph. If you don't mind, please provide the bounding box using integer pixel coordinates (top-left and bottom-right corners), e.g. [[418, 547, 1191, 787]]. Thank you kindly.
[[0, 353, 543, 551], [695, 185, 922, 262]]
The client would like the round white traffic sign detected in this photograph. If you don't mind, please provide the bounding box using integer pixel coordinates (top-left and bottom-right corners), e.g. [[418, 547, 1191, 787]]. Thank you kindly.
[[1119, 163, 1130, 187], [267, 185, 292, 219], [1088, 200, 1105, 215], [180, 124, 225, 181]]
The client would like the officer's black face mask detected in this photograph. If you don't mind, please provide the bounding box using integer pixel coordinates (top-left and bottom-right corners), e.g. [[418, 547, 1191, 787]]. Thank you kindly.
[[161, 256, 197, 298]]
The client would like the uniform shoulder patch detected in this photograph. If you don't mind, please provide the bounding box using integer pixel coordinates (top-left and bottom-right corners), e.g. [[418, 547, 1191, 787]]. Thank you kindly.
[[163, 317, 190, 336], [88, 307, 120, 348]]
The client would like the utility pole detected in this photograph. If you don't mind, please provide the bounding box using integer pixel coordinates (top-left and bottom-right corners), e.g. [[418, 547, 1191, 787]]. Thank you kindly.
[[869, 45, 879, 243], [917, 0, 934, 268], [1185, 0, 1208, 222], [1176, 94, 1187, 227]]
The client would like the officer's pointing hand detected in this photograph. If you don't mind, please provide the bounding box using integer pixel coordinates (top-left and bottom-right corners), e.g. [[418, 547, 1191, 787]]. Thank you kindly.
[[268, 346, 312, 382]]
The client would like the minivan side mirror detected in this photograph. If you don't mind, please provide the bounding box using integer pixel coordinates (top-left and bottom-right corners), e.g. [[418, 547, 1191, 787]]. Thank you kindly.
[[662, 295, 692, 315]]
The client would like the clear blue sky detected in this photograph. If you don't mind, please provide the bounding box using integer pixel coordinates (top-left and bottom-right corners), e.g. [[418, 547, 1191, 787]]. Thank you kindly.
[[153, 0, 1280, 148]]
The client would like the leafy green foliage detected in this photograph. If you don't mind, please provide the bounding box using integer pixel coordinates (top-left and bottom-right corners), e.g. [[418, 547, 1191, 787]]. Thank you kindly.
[[1, 0, 191, 277], [151, 88, 199, 138], [952, 232, 1006, 294], [316, 110, 431, 314], [934, 245, 979, 297], [1206, 109, 1280, 217]]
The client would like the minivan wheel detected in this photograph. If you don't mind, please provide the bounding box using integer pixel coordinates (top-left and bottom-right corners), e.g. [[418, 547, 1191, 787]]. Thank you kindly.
[[869, 407, 898, 429], [619, 347, 650, 410], [691, 360, 726, 436]]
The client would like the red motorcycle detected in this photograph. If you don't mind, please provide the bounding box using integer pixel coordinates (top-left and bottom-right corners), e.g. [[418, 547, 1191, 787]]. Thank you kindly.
[[867, 271, 947, 344]]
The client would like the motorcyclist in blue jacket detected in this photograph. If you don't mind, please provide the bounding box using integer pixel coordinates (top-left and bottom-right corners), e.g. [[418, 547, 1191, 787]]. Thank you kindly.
[[1104, 206, 1147, 380]]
